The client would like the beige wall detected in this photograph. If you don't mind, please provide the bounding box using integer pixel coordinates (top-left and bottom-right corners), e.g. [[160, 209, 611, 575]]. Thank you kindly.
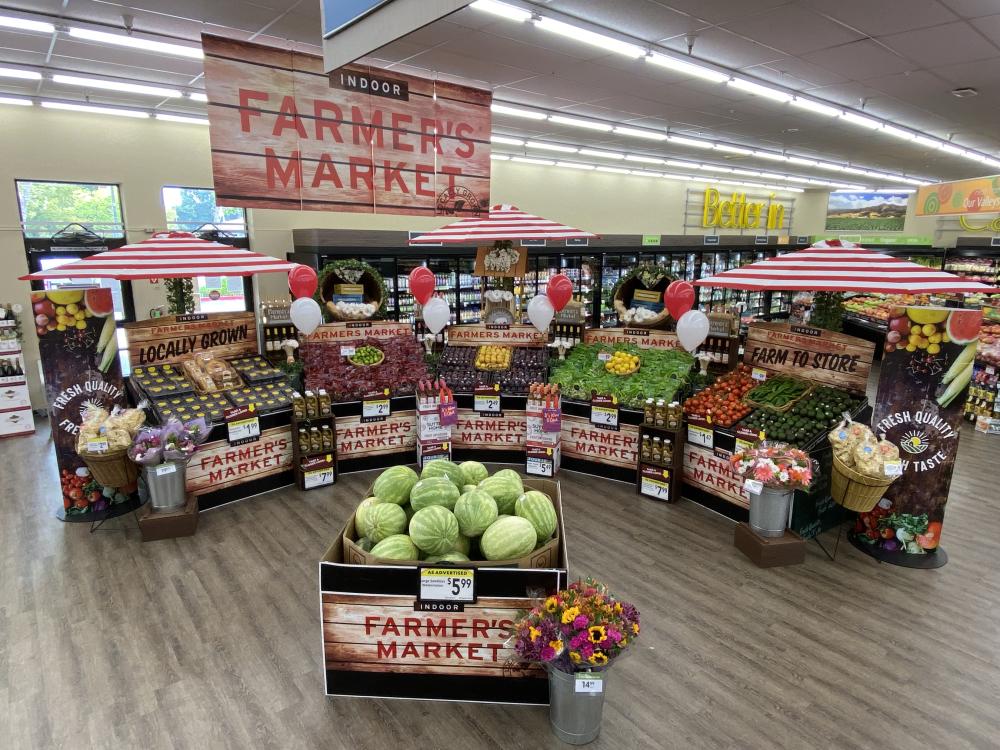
[[0, 105, 831, 406]]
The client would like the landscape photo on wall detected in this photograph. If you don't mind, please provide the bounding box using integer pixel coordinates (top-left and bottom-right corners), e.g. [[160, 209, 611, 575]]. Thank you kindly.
[[825, 191, 909, 231]]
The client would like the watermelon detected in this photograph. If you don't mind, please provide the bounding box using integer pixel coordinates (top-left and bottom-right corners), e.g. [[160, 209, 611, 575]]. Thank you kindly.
[[433, 551, 470, 563], [402, 503, 415, 522], [410, 477, 461, 511], [493, 469, 524, 491], [451, 534, 471, 556], [367, 503, 408, 544], [454, 489, 498, 537], [462, 484, 478, 493], [420, 459, 465, 487], [409, 506, 460, 556], [355, 496, 380, 538], [370, 534, 419, 561], [480, 516, 537, 561], [478, 475, 522, 515], [946, 309, 981, 345], [372, 465, 419, 505], [84, 288, 113, 317], [459, 460, 489, 486], [356, 536, 373, 552], [515, 491, 557, 541]]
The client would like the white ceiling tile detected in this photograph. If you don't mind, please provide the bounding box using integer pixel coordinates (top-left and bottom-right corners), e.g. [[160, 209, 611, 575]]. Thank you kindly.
[[969, 13, 1000, 46], [804, 39, 912, 80], [939, 0, 1000, 19], [653, 0, 810, 25], [750, 56, 850, 87], [799, 0, 959, 36], [881, 21, 1000, 66], [543, 0, 700, 44], [721, 5, 865, 56], [659, 27, 786, 68], [932, 56, 1000, 87]]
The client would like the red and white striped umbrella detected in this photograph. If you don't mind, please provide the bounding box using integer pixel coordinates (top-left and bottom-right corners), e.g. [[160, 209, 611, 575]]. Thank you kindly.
[[19, 232, 297, 281], [694, 240, 1000, 294], [408, 204, 598, 245]]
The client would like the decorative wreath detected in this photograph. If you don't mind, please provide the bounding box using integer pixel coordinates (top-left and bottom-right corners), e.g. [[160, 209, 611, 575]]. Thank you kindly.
[[315, 259, 389, 321], [609, 262, 676, 304]]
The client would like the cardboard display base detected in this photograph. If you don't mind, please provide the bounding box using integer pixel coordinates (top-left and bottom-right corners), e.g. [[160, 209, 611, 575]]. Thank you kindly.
[[733, 523, 805, 568], [138, 495, 199, 541]]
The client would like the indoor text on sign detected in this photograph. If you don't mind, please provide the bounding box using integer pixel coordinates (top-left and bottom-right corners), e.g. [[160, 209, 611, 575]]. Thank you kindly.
[[702, 189, 786, 231]]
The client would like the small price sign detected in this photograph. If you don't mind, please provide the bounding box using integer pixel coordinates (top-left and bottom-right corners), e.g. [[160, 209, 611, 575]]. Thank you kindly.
[[362, 388, 391, 422], [340, 345, 356, 357], [639, 465, 670, 501], [418, 567, 476, 611], [751, 367, 768, 382], [687, 423, 713, 449], [744, 478, 764, 495], [302, 454, 336, 489], [575, 674, 604, 693], [526, 445, 556, 477], [86, 438, 109, 454], [590, 393, 619, 431], [884, 460, 903, 478], [154, 462, 177, 477], [474, 384, 502, 415], [225, 405, 261, 446], [597, 352, 612, 362]]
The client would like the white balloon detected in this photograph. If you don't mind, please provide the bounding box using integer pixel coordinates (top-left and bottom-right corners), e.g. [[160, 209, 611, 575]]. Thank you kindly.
[[527, 294, 554, 333], [289, 297, 322, 335], [422, 296, 450, 334], [676, 309, 710, 353]]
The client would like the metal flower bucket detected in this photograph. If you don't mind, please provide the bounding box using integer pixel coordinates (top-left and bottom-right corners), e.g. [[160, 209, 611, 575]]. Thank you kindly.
[[749, 486, 794, 538], [547, 666, 608, 745], [141, 461, 187, 512]]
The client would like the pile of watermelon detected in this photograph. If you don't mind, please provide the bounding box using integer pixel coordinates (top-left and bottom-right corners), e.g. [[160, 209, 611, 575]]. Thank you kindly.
[[352, 460, 558, 563]]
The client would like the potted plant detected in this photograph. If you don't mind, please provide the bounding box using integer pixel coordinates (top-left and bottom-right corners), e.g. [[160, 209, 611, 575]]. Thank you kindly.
[[508, 578, 640, 745], [129, 416, 210, 511], [730, 442, 813, 538]]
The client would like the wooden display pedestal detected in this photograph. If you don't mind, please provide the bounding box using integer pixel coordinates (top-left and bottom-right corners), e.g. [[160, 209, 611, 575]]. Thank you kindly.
[[138, 495, 199, 542], [733, 523, 805, 568]]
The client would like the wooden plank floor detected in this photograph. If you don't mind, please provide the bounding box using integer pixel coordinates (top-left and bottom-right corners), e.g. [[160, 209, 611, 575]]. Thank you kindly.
[[2, 418, 998, 750]]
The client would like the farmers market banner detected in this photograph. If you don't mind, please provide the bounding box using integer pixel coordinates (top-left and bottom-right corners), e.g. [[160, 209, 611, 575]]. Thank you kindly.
[[583, 327, 680, 350], [446, 324, 548, 347], [201, 35, 492, 215], [306, 321, 414, 343], [187, 425, 292, 495], [35, 288, 127, 516], [916, 175, 1000, 216], [852, 307, 981, 559]]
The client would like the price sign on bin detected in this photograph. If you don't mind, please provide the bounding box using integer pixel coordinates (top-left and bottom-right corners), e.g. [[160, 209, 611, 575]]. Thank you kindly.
[[416, 566, 476, 612], [362, 388, 391, 423], [590, 393, 619, 431]]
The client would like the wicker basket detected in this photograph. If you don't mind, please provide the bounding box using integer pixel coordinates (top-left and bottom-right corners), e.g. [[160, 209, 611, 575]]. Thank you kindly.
[[830, 453, 897, 513], [81, 448, 140, 488], [612, 275, 673, 329], [320, 268, 384, 321]]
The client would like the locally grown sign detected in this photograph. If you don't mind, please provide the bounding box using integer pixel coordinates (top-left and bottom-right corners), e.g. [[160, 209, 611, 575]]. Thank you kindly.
[[201, 35, 491, 215], [744, 322, 874, 394], [124, 312, 257, 367]]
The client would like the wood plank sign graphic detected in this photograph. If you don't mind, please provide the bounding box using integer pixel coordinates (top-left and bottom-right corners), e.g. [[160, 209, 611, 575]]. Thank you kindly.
[[201, 35, 492, 216], [743, 322, 875, 394], [124, 312, 257, 367]]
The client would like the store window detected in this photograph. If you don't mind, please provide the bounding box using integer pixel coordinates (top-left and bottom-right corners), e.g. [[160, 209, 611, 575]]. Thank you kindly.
[[16, 180, 125, 238], [161, 186, 248, 313]]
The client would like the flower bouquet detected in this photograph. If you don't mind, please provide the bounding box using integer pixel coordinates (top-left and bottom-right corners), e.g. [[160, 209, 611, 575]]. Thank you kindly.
[[129, 416, 210, 510], [730, 441, 813, 490]]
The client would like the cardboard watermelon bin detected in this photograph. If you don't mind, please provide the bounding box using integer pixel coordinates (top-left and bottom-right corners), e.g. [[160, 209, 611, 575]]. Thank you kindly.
[[320, 478, 568, 703]]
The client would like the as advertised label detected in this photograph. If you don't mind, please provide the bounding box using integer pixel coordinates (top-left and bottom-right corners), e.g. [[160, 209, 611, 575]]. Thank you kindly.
[[225, 404, 261, 446], [302, 454, 336, 489], [734, 424, 763, 453], [639, 464, 670, 501], [575, 674, 604, 693], [590, 393, 619, 431], [418, 567, 475, 605], [473, 384, 502, 415], [362, 389, 391, 423]]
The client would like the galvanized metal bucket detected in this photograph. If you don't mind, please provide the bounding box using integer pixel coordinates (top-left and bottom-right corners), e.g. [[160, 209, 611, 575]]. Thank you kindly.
[[749, 486, 794, 538], [141, 461, 187, 512], [547, 666, 608, 745]]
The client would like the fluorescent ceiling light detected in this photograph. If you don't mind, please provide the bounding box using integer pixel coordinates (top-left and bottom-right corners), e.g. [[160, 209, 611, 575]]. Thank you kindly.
[[526, 140, 577, 153], [629, 170, 662, 177], [53, 74, 182, 98], [188, 92, 208, 102], [0, 96, 32, 106], [787, 176, 811, 183], [0, 66, 40, 80], [491, 135, 524, 146], [754, 151, 788, 162], [760, 172, 786, 180], [469, 0, 532, 22], [912, 135, 942, 150], [881, 124, 915, 141], [714, 144, 752, 155], [556, 161, 594, 170], [0, 15, 54, 33], [613, 125, 667, 140], [699, 164, 732, 173], [548, 114, 613, 131], [787, 156, 818, 167], [512, 156, 555, 166], [596, 166, 630, 174], [662, 173, 696, 181], [790, 97, 840, 117], [938, 143, 967, 157], [67, 27, 203, 59], [155, 114, 209, 125], [666, 159, 698, 169], [732, 168, 762, 177], [578, 148, 624, 159], [815, 162, 846, 171], [842, 166, 870, 175], [982, 159, 1000, 170], [667, 134, 712, 149], [624, 154, 664, 164], [491, 103, 547, 120], [728, 78, 792, 102], [534, 17, 645, 58], [840, 112, 882, 130], [646, 53, 728, 83], [41, 101, 148, 118], [490, 153, 510, 160]]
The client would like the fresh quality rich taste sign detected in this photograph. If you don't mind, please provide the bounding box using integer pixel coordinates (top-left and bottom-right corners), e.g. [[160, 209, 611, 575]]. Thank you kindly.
[[201, 35, 491, 215]]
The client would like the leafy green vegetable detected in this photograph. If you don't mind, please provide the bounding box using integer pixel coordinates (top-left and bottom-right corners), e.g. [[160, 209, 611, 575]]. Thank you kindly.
[[878, 512, 929, 537]]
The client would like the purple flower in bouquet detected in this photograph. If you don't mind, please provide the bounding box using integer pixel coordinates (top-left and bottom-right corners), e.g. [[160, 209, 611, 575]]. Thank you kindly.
[[573, 614, 589, 630], [129, 427, 164, 466]]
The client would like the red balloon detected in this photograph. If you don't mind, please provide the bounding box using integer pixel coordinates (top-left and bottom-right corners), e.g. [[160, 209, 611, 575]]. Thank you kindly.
[[288, 264, 318, 299], [409, 266, 436, 305], [664, 280, 696, 320], [546, 273, 573, 312]]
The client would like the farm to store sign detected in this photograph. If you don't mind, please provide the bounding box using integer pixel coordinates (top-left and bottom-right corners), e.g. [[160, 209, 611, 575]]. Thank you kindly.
[[201, 35, 491, 215]]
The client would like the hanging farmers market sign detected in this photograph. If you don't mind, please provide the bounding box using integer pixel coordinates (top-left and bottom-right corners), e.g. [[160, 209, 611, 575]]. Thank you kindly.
[[744, 322, 875, 394], [446, 325, 548, 346], [583, 327, 680, 350], [700, 189, 791, 231], [124, 312, 257, 367], [916, 175, 1000, 216], [201, 35, 491, 216], [305, 321, 414, 343], [851, 307, 981, 558]]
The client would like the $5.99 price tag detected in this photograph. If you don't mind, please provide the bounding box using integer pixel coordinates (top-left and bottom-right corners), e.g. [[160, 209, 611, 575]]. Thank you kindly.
[[419, 567, 475, 603], [575, 674, 604, 693]]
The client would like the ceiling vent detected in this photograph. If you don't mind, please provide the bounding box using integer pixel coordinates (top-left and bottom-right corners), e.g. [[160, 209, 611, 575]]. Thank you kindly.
[[951, 87, 978, 98]]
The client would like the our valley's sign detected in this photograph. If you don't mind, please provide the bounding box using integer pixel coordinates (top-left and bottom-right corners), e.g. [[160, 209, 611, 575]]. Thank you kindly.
[[700, 188, 791, 231], [201, 35, 491, 216]]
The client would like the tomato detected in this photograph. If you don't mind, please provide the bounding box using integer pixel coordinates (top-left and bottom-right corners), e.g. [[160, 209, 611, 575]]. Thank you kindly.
[[916, 521, 943, 550], [880, 528, 894, 539]]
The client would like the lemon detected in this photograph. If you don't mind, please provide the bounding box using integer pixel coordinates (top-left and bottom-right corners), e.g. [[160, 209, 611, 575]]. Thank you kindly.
[[905, 343, 916, 352], [927, 343, 941, 354], [908, 308, 949, 325], [921, 323, 936, 336], [75, 320, 87, 330], [929, 333, 941, 344], [56, 323, 67, 332], [66, 303, 79, 315], [56, 306, 66, 316]]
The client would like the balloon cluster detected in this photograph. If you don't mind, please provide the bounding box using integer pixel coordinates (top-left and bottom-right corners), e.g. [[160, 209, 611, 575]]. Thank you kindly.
[[409, 267, 450, 334], [664, 280, 709, 352], [287, 264, 321, 334], [527, 273, 573, 332]]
